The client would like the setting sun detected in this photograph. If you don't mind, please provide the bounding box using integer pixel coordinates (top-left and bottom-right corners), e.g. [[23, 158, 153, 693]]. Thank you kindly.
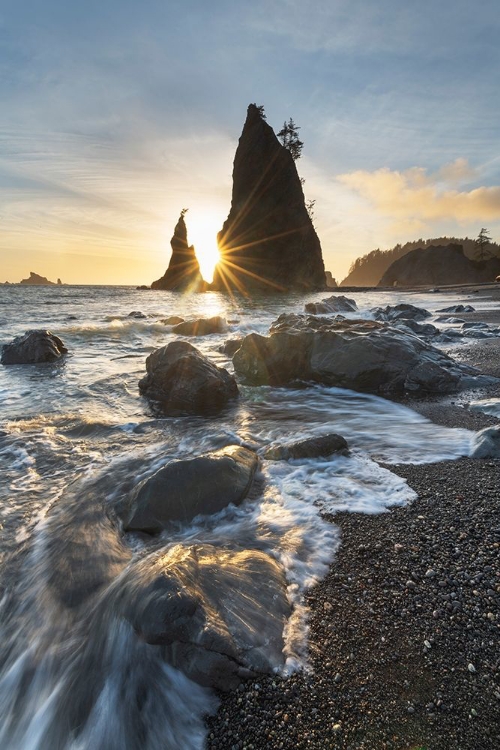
[[189, 213, 222, 283]]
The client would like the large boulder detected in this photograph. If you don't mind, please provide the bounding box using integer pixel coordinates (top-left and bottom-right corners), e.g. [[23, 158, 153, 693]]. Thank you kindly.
[[139, 341, 238, 415], [232, 315, 478, 396], [265, 433, 348, 460], [124, 544, 291, 690], [151, 211, 206, 292], [172, 315, 227, 336], [372, 303, 432, 322], [122, 445, 259, 533], [1, 329, 68, 365], [305, 295, 357, 315], [211, 104, 325, 294]]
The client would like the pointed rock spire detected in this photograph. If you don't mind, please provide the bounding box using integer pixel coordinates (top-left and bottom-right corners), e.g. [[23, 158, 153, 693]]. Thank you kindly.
[[152, 210, 205, 291], [211, 104, 325, 294]]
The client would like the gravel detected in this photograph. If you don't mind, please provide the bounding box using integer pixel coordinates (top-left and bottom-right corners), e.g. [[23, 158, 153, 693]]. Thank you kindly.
[[206, 317, 500, 750]]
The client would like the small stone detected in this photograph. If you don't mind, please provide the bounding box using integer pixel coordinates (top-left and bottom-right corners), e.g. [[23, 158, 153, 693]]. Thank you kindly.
[[425, 569, 436, 578], [334, 673, 341, 683], [467, 663, 476, 673], [424, 640, 432, 649], [406, 580, 416, 589]]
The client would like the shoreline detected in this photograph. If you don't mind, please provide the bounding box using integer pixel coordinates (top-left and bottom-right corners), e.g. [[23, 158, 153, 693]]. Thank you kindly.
[[206, 331, 500, 748]]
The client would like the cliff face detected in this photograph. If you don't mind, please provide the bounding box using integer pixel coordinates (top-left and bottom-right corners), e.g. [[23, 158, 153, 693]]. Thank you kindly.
[[378, 244, 500, 287], [211, 104, 325, 294], [151, 212, 205, 291], [20, 272, 56, 286]]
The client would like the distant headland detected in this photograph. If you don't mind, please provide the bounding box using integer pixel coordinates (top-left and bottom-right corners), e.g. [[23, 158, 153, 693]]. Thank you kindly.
[[2, 272, 63, 286]]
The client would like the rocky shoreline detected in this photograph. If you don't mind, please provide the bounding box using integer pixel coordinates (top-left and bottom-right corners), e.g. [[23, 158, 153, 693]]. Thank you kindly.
[[206, 325, 500, 748]]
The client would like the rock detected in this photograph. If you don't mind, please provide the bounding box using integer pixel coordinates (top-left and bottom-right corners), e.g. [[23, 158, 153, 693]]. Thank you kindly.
[[470, 426, 500, 458], [139, 340, 238, 415], [151, 211, 206, 291], [128, 311, 147, 319], [1, 329, 68, 365], [211, 104, 325, 293], [160, 316, 185, 325], [437, 304, 476, 313], [305, 295, 357, 315], [372, 303, 432, 322], [232, 315, 478, 396], [219, 337, 244, 357], [378, 244, 500, 287], [397, 319, 440, 337], [124, 544, 291, 690], [264, 433, 348, 460], [122, 445, 258, 533], [136, 285, 150, 290], [325, 271, 338, 288], [57, 278, 62, 285], [19, 271, 56, 285], [172, 315, 227, 336]]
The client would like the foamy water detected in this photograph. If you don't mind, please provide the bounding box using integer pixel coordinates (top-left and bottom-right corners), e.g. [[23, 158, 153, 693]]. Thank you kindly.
[[0, 284, 492, 749]]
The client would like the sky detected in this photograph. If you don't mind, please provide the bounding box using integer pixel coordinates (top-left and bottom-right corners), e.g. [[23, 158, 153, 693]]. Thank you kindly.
[[1, 0, 500, 285]]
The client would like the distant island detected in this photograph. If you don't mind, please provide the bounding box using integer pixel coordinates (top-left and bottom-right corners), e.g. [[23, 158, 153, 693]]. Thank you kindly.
[[18, 272, 62, 286]]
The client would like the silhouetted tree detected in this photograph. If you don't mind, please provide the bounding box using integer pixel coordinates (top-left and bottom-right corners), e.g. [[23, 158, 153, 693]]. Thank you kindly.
[[305, 199, 316, 224], [250, 103, 266, 120], [475, 227, 492, 261], [277, 118, 304, 160]]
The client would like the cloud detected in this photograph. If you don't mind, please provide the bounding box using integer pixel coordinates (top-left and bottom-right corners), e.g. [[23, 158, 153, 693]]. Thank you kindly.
[[338, 161, 500, 223]]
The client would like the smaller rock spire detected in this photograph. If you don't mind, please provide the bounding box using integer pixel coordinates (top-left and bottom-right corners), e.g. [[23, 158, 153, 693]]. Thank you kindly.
[[151, 210, 206, 291]]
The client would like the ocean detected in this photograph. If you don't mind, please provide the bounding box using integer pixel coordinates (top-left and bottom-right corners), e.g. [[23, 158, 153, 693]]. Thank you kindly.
[[0, 284, 496, 749]]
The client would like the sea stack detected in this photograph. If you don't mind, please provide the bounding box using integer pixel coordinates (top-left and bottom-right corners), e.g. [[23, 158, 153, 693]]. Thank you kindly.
[[151, 210, 205, 291], [212, 104, 325, 294]]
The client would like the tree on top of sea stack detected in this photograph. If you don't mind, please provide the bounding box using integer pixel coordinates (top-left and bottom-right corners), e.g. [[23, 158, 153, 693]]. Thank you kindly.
[[151, 209, 206, 292], [211, 104, 326, 294]]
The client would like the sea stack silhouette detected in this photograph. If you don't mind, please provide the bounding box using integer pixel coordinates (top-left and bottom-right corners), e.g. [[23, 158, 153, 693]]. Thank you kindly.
[[151, 210, 205, 291], [211, 104, 325, 294]]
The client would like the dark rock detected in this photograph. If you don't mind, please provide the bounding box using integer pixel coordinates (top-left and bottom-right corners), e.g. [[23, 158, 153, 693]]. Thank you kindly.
[[172, 315, 227, 336], [305, 295, 357, 315], [122, 445, 259, 532], [232, 315, 478, 395], [372, 303, 432, 322], [124, 544, 290, 690], [151, 211, 206, 291], [211, 104, 325, 294], [397, 319, 440, 337], [19, 271, 56, 285], [128, 311, 147, 319], [57, 278, 62, 285], [136, 285, 150, 290], [264, 433, 348, 460], [219, 338, 244, 357], [160, 315, 185, 325], [379, 244, 500, 287], [2, 329, 68, 365], [437, 304, 476, 313], [139, 340, 238, 415]]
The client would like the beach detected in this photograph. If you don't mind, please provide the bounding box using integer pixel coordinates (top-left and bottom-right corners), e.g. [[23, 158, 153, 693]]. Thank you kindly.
[[206, 295, 500, 750]]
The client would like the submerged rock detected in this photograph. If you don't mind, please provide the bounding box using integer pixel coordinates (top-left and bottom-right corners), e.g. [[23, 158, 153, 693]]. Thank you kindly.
[[1, 329, 68, 365], [265, 433, 348, 460], [160, 315, 185, 325], [470, 426, 500, 458], [305, 295, 357, 315], [139, 340, 238, 415], [128, 310, 147, 319], [172, 315, 227, 336], [211, 104, 325, 294], [125, 544, 291, 690], [233, 315, 478, 396], [123, 445, 259, 533], [151, 211, 206, 292]]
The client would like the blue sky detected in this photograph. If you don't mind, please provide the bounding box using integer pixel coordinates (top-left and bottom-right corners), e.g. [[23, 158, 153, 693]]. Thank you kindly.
[[1, 0, 500, 283]]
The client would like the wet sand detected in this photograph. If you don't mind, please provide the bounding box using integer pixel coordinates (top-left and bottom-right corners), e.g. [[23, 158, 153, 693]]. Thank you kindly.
[[206, 302, 500, 749]]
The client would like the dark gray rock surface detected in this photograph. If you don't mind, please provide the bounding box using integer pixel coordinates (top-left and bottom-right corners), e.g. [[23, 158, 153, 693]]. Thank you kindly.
[[172, 316, 227, 336], [139, 340, 238, 415], [2, 329, 68, 365], [123, 445, 259, 532], [305, 295, 357, 315], [151, 212, 205, 291], [211, 104, 325, 293], [265, 433, 348, 460]]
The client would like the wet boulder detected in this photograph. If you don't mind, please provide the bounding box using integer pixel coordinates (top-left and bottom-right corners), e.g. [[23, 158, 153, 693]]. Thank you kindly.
[[160, 315, 185, 325], [139, 340, 238, 415], [372, 303, 432, 322], [233, 315, 478, 396], [305, 295, 357, 315], [219, 337, 244, 357], [265, 433, 348, 460], [396, 319, 440, 337], [128, 311, 147, 319], [436, 304, 475, 313], [124, 544, 291, 690], [172, 316, 227, 336], [1, 329, 68, 365], [122, 445, 259, 533], [470, 426, 500, 458]]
